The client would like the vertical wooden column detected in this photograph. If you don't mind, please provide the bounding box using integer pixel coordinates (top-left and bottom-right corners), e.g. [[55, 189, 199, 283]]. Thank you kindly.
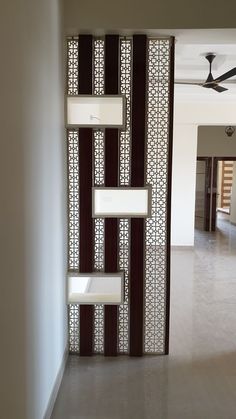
[[205, 157, 212, 232], [79, 35, 94, 356], [211, 157, 218, 232], [104, 35, 119, 356], [130, 35, 147, 356]]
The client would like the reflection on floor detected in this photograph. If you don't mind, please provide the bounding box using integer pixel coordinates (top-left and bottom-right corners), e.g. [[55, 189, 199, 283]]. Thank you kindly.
[[217, 207, 230, 215], [51, 218, 236, 419]]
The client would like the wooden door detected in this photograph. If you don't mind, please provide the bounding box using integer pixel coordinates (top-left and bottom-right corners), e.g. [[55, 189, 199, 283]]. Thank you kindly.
[[196, 157, 217, 232]]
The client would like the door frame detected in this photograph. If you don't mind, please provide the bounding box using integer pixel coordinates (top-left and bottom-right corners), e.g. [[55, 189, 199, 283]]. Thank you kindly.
[[197, 156, 236, 232], [197, 157, 215, 231]]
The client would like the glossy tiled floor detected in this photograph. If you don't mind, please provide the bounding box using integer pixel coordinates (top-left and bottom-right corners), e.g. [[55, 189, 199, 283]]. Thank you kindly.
[[51, 215, 236, 419]]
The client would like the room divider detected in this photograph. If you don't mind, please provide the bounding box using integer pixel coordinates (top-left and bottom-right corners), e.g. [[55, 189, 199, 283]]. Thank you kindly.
[[66, 34, 174, 356]]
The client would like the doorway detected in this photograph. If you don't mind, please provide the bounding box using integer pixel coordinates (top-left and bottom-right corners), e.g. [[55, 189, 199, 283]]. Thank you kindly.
[[195, 157, 236, 232]]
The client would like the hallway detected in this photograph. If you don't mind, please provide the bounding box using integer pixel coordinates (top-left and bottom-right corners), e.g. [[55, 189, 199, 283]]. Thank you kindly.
[[52, 218, 236, 419]]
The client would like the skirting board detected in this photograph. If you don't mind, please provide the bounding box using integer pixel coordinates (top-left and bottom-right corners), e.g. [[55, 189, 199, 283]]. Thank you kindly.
[[43, 347, 68, 419], [171, 245, 194, 250]]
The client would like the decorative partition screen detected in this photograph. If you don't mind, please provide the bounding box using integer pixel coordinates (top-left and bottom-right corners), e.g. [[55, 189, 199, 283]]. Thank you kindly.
[[67, 35, 174, 356]]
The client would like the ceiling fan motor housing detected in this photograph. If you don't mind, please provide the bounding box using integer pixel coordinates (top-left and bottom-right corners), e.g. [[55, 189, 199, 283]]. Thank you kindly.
[[204, 54, 216, 88], [205, 53, 216, 64]]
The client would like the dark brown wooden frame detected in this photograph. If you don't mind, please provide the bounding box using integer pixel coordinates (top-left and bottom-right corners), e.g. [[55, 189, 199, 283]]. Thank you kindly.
[[130, 34, 147, 357], [104, 35, 119, 356], [79, 35, 94, 356]]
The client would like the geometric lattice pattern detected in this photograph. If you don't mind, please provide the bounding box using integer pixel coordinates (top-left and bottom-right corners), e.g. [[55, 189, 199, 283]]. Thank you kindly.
[[67, 37, 80, 353], [119, 38, 132, 187], [144, 39, 171, 354], [118, 219, 130, 353], [68, 304, 80, 353], [93, 39, 105, 354], [67, 37, 79, 95], [68, 130, 79, 271], [118, 38, 132, 353], [93, 39, 105, 96]]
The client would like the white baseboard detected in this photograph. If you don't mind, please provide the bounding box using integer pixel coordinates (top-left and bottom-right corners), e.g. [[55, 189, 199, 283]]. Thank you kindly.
[[43, 347, 68, 419]]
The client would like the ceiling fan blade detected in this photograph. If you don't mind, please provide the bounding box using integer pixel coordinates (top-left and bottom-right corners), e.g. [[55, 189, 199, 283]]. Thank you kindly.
[[175, 81, 203, 86], [214, 67, 236, 83], [203, 80, 218, 86], [220, 79, 236, 84], [212, 85, 228, 93]]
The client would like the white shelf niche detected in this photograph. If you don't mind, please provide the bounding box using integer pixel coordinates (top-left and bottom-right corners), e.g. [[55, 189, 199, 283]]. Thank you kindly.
[[92, 187, 151, 218], [68, 272, 124, 305], [66, 95, 125, 128]]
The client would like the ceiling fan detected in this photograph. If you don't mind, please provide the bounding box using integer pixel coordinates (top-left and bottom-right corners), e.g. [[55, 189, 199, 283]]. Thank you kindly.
[[175, 54, 236, 93]]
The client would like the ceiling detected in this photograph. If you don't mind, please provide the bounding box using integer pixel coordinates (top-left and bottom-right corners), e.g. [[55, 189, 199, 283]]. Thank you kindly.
[[168, 29, 236, 102], [88, 29, 236, 102]]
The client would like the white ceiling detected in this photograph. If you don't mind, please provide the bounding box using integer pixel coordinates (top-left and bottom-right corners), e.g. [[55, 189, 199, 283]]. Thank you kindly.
[[169, 29, 236, 102], [96, 29, 236, 102]]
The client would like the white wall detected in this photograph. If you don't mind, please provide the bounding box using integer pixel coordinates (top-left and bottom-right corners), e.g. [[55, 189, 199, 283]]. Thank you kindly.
[[174, 102, 236, 126], [0, 1, 67, 419], [172, 102, 236, 246], [171, 124, 198, 246]]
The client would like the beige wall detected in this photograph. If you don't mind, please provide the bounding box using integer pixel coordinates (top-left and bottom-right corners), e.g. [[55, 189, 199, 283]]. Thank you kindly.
[[198, 126, 236, 157], [64, 0, 236, 32], [0, 1, 66, 418]]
